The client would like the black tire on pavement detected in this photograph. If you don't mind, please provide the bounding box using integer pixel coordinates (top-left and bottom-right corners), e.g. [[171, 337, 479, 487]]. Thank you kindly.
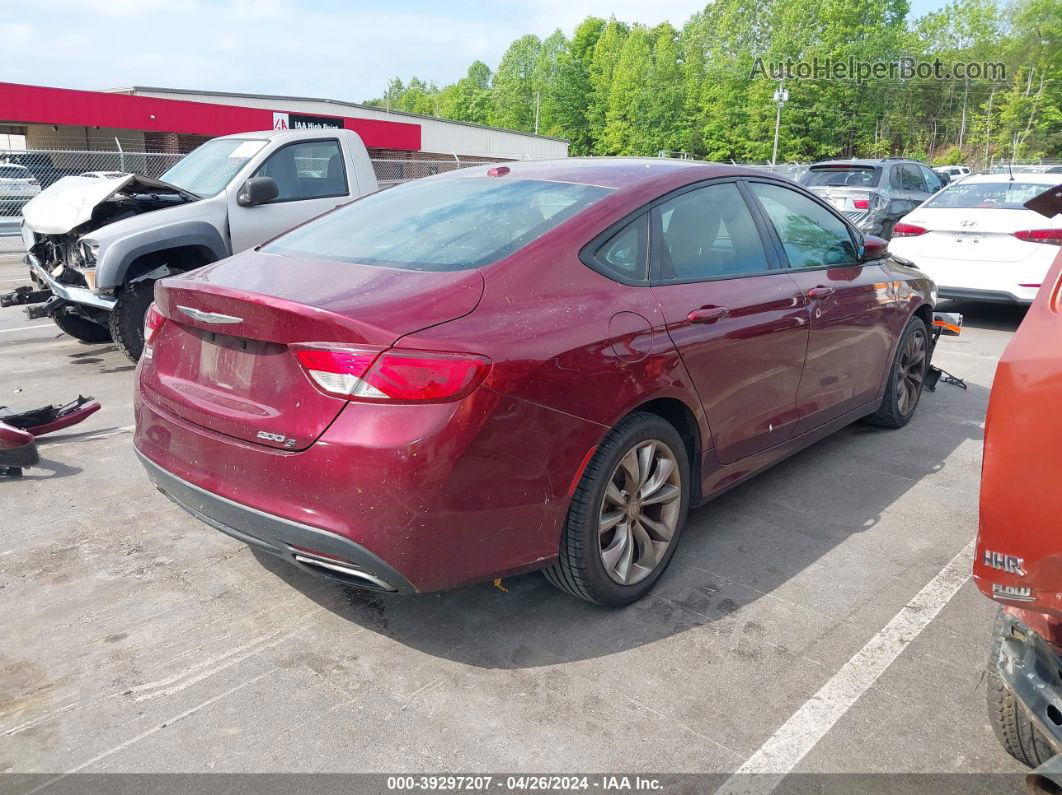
[[543, 412, 690, 606], [986, 606, 1055, 768], [108, 280, 156, 363], [51, 310, 112, 344], [864, 314, 929, 429]]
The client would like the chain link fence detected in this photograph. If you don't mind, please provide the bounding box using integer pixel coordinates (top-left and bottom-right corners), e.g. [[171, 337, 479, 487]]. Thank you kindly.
[[0, 148, 505, 253]]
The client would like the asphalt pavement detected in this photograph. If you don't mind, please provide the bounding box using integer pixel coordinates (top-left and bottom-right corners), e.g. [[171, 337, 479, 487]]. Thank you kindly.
[[0, 251, 1032, 790]]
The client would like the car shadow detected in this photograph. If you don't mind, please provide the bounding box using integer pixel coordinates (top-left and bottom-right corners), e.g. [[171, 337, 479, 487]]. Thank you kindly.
[[250, 377, 990, 669], [0, 456, 82, 482], [937, 299, 1027, 333]]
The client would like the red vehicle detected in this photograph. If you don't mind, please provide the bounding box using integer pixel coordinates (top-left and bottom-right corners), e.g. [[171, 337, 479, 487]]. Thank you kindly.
[[976, 185, 1062, 772], [134, 159, 935, 605]]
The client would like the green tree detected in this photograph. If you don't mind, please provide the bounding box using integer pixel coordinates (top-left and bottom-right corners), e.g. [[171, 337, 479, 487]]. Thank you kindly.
[[490, 34, 542, 131], [551, 17, 605, 153], [588, 19, 629, 151]]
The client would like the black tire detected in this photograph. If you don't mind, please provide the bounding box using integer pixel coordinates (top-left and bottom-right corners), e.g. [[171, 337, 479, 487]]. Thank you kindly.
[[108, 280, 155, 363], [864, 314, 929, 429], [543, 412, 690, 606], [51, 310, 112, 344], [986, 607, 1055, 768]]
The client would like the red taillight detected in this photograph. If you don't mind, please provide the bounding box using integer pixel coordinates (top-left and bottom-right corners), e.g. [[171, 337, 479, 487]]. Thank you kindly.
[[143, 304, 165, 358], [892, 222, 927, 237], [294, 344, 490, 402], [1014, 229, 1062, 246], [853, 198, 870, 209]]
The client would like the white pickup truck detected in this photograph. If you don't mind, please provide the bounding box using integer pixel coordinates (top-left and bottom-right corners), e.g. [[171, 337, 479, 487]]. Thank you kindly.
[[6, 129, 378, 361]]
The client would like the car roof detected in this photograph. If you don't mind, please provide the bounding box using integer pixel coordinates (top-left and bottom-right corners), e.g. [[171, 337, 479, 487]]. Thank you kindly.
[[809, 159, 919, 168], [951, 173, 1061, 185], [214, 129, 351, 143], [434, 157, 771, 190]]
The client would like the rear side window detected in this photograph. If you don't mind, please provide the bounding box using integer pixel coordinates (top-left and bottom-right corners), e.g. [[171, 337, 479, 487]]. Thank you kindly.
[[748, 182, 857, 268], [254, 140, 346, 201], [654, 183, 771, 281], [801, 167, 880, 188], [265, 177, 613, 271], [595, 215, 648, 281]]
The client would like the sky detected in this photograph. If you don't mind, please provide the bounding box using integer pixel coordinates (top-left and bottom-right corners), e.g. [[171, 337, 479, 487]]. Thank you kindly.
[[3, 0, 953, 104]]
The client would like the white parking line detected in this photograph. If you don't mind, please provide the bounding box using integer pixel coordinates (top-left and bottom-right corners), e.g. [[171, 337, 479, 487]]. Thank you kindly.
[[717, 538, 975, 793], [0, 324, 52, 334]]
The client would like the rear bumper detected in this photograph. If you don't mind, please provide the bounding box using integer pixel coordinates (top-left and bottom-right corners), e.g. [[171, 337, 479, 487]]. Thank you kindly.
[[137, 450, 416, 593], [938, 286, 1034, 304], [134, 382, 604, 593], [997, 610, 1062, 755]]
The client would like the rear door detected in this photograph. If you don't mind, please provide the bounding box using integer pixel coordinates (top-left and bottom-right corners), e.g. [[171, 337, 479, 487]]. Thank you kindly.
[[746, 180, 894, 432], [648, 179, 810, 464], [227, 138, 352, 251]]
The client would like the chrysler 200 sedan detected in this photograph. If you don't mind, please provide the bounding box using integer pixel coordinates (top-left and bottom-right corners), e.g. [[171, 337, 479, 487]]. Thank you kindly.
[[134, 159, 935, 606]]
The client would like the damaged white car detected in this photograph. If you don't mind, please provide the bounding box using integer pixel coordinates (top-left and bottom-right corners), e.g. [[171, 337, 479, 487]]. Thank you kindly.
[[4, 128, 378, 360]]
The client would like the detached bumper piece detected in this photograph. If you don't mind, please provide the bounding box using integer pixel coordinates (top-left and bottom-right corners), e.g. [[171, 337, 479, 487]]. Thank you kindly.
[[1, 395, 101, 436], [137, 451, 415, 594], [998, 611, 1062, 755]]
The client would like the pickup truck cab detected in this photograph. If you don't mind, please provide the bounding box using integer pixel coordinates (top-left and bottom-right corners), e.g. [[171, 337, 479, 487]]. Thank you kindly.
[[10, 128, 378, 360]]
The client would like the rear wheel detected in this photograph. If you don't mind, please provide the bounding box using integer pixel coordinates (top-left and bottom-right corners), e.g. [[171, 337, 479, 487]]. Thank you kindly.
[[543, 412, 690, 606], [986, 607, 1055, 768], [51, 310, 111, 344], [108, 280, 155, 362], [865, 314, 929, 429]]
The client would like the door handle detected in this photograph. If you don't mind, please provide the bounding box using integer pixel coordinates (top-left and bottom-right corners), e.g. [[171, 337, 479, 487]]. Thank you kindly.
[[687, 306, 729, 324], [807, 286, 835, 300]]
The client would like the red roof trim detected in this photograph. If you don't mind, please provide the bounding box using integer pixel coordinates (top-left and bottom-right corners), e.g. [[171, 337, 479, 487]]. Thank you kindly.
[[0, 82, 421, 151]]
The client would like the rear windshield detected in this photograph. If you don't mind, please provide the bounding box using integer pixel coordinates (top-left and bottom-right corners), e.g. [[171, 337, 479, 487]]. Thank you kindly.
[[801, 167, 881, 188], [923, 181, 1052, 210], [265, 177, 613, 271]]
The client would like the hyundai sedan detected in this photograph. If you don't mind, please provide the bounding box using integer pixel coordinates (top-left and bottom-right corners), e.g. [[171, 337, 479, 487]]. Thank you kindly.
[[134, 159, 935, 606], [889, 173, 1062, 304]]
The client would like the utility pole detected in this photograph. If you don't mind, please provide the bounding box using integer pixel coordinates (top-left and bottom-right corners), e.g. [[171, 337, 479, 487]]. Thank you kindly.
[[771, 83, 789, 165], [534, 91, 541, 135]]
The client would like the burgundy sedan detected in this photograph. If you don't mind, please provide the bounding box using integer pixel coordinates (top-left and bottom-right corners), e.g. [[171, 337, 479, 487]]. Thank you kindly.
[[134, 159, 935, 606]]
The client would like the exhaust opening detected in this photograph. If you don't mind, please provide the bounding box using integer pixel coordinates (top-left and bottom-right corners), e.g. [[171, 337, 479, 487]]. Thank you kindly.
[[292, 553, 396, 592]]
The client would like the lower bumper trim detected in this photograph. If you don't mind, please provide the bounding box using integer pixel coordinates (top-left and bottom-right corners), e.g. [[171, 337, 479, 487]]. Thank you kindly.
[[135, 449, 416, 594], [938, 286, 1033, 305]]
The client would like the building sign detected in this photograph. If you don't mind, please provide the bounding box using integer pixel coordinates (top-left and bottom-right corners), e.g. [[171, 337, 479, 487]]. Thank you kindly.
[[271, 111, 343, 131]]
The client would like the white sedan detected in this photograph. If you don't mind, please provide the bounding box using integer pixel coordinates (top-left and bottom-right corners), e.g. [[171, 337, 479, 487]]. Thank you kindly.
[[888, 173, 1061, 304]]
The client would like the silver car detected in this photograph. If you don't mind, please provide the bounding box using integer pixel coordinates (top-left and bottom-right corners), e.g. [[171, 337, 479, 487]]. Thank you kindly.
[[800, 158, 944, 239]]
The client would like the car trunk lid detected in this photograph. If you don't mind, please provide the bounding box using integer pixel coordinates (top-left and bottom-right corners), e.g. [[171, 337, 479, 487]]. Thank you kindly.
[[142, 250, 484, 450]]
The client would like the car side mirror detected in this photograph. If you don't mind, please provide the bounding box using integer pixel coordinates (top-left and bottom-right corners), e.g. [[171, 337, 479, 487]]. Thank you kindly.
[[237, 176, 279, 207], [861, 235, 887, 261]]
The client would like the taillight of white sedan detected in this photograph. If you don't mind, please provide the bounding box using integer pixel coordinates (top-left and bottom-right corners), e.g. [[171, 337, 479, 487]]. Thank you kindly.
[[888, 173, 1062, 304]]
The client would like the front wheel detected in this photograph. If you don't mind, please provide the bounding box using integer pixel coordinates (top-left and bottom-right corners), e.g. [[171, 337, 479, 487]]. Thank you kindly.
[[543, 412, 690, 606], [864, 314, 929, 429], [108, 280, 155, 362]]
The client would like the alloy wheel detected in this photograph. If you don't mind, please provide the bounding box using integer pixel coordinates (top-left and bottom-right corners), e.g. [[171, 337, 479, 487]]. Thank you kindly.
[[598, 439, 682, 585], [896, 327, 928, 416]]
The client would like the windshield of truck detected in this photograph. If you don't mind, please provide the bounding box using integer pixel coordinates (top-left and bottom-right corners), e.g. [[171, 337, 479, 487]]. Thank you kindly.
[[264, 177, 614, 271], [158, 138, 266, 197], [924, 181, 1051, 210], [801, 166, 881, 188]]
